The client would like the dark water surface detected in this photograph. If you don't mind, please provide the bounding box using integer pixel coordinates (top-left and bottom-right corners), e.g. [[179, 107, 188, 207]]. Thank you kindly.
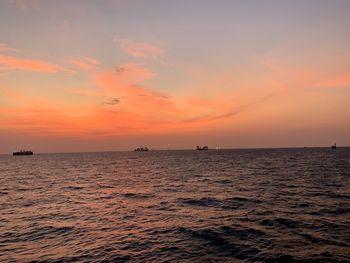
[[0, 148, 349, 262]]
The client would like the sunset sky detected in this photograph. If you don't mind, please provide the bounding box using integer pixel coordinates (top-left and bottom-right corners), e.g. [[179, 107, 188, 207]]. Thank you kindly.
[[0, 0, 349, 153]]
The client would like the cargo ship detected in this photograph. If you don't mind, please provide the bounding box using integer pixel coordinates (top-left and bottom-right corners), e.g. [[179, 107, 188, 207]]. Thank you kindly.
[[13, 150, 33, 156]]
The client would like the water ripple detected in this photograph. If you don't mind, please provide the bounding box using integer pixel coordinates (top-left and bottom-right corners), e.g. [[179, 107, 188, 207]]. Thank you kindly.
[[0, 148, 349, 262]]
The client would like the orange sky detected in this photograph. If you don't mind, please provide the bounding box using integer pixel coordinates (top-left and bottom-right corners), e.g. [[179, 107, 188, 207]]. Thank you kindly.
[[0, 0, 349, 153]]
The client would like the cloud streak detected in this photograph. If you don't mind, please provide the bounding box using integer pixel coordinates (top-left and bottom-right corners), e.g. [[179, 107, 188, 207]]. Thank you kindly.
[[0, 54, 58, 73], [0, 43, 21, 53], [103, 97, 120, 105], [114, 37, 164, 58], [66, 57, 99, 71]]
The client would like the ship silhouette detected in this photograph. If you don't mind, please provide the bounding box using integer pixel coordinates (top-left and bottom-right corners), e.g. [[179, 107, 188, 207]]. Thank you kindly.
[[196, 146, 209, 150], [13, 150, 33, 156], [134, 146, 149, 152], [331, 143, 337, 149]]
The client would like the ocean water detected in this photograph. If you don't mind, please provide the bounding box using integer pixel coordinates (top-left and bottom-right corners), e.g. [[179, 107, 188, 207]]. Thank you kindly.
[[0, 148, 349, 262]]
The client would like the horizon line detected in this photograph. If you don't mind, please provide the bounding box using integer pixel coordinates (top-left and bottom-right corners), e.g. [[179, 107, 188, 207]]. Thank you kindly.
[[1, 145, 349, 155]]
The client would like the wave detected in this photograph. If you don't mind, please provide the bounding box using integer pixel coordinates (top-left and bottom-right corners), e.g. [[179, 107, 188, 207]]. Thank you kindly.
[[178, 196, 262, 209], [1, 225, 78, 244], [122, 192, 155, 199], [174, 225, 267, 260], [1, 148, 349, 262], [63, 186, 84, 190], [260, 217, 308, 229]]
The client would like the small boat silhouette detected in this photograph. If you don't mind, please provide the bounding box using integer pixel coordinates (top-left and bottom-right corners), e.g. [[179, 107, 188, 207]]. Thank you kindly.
[[331, 143, 337, 149], [196, 146, 209, 150], [134, 146, 149, 152], [13, 150, 33, 156]]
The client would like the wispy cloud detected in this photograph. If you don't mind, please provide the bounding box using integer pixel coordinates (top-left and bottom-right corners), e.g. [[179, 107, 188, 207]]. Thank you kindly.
[[0, 59, 256, 138], [317, 72, 350, 89], [0, 54, 58, 73], [0, 43, 21, 53], [103, 97, 120, 106], [94, 64, 243, 134], [70, 88, 103, 98], [259, 55, 350, 91], [95, 66, 172, 113], [112, 63, 155, 83], [67, 57, 99, 71], [114, 37, 164, 58]]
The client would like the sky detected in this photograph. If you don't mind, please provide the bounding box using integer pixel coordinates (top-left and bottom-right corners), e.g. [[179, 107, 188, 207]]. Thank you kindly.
[[0, 0, 350, 153]]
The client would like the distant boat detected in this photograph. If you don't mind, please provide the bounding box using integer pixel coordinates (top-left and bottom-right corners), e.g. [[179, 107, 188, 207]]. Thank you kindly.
[[13, 150, 33, 156], [331, 144, 337, 149], [134, 146, 149, 152], [196, 146, 209, 150]]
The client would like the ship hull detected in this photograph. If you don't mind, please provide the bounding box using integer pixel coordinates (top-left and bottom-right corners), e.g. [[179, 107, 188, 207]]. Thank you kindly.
[[13, 151, 33, 156]]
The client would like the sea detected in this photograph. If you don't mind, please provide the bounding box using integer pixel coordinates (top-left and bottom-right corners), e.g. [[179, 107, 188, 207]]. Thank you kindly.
[[0, 148, 349, 262]]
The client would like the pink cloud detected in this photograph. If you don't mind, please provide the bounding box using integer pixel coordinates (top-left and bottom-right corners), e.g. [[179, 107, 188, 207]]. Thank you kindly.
[[0, 54, 58, 73], [114, 37, 164, 58], [113, 63, 154, 82], [0, 43, 21, 53], [317, 72, 350, 88], [95, 65, 174, 113], [67, 57, 99, 71], [94, 65, 240, 131], [259, 55, 350, 91], [0, 62, 242, 138], [70, 89, 103, 97], [96, 63, 155, 95]]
